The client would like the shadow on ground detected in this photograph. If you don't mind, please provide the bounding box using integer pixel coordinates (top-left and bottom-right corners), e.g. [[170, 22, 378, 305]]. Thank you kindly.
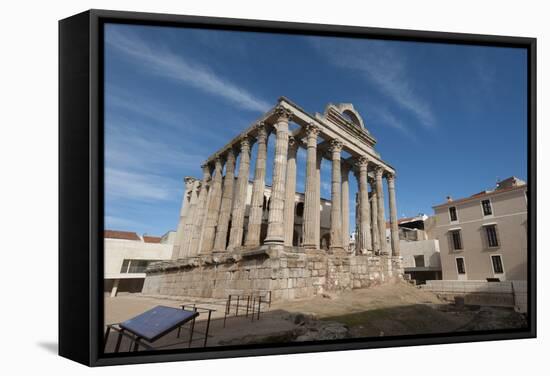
[[322, 303, 527, 338], [37, 341, 58, 354]]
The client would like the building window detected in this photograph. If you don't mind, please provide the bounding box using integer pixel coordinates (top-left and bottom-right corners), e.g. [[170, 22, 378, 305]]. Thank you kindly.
[[485, 225, 499, 247], [120, 259, 130, 273], [449, 206, 458, 222], [120, 259, 152, 274], [450, 230, 463, 250], [456, 257, 466, 275], [414, 255, 425, 267], [481, 199, 493, 216], [491, 255, 504, 274]]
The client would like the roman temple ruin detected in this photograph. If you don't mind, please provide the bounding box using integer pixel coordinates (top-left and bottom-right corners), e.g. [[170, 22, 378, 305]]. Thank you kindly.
[[143, 97, 404, 301]]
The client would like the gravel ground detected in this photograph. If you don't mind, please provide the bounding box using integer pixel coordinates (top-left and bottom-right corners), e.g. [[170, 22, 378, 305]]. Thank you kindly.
[[103, 282, 526, 352]]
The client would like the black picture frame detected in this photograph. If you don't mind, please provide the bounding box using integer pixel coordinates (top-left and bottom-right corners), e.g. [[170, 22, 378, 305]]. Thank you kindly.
[[59, 9, 537, 367]]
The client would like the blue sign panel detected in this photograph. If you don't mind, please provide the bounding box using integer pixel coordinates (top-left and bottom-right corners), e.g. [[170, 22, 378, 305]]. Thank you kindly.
[[120, 306, 199, 342]]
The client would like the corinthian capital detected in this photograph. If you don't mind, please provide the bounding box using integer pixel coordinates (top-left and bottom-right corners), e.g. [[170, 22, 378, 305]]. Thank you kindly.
[[375, 165, 385, 179], [305, 122, 320, 138], [355, 155, 369, 169], [239, 136, 251, 152], [274, 105, 293, 122], [184, 176, 197, 190], [255, 122, 268, 142], [288, 136, 298, 154], [386, 172, 396, 184], [328, 139, 343, 154]]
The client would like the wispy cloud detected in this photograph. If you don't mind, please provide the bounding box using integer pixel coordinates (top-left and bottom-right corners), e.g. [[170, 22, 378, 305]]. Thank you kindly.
[[106, 86, 188, 130], [365, 105, 418, 143], [105, 125, 206, 173], [105, 27, 271, 112], [309, 38, 436, 129], [472, 56, 496, 94], [105, 215, 145, 230], [106, 167, 181, 202]]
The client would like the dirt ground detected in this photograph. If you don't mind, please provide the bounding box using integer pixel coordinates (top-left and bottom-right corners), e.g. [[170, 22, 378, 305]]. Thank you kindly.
[[103, 282, 527, 352]]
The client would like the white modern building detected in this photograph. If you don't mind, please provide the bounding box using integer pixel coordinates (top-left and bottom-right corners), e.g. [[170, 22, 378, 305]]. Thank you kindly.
[[104, 230, 174, 297]]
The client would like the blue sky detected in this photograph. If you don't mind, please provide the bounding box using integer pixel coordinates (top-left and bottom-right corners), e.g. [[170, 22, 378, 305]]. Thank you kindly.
[[104, 23, 527, 237]]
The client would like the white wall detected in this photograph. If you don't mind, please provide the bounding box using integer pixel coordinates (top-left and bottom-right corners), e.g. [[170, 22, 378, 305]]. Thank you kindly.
[[104, 238, 173, 279], [400, 239, 441, 269]]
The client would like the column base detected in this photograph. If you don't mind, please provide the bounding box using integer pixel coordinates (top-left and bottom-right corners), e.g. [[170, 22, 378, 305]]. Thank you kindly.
[[263, 237, 284, 245]]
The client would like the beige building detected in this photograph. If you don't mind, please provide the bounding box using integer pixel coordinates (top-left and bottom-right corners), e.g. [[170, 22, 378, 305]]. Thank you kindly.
[[390, 215, 441, 284], [432, 177, 528, 282], [104, 230, 174, 296]]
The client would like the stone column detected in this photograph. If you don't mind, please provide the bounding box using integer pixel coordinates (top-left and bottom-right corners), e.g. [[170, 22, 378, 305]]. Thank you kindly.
[[180, 179, 200, 258], [189, 164, 211, 256], [357, 156, 371, 254], [200, 157, 224, 254], [302, 123, 319, 249], [315, 153, 322, 249], [353, 171, 361, 253], [264, 106, 292, 245], [329, 139, 344, 251], [213, 150, 236, 251], [172, 177, 194, 259], [387, 173, 400, 257], [228, 138, 252, 249], [341, 164, 350, 252], [375, 167, 388, 254], [284, 137, 298, 246], [245, 124, 268, 247], [370, 179, 380, 253]]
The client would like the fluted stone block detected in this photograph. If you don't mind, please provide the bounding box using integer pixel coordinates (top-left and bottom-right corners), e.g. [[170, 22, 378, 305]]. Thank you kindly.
[[302, 123, 319, 248], [172, 177, 194, 259], [315, 153, 322, 249], [357, 156, 372, 253], [229, 138, 251, 249], [284, 137, 298, 246], [387, 173, 400, 257], [329, 139, 343, 251], [214, 150, 236, 251], [370, 181, 380, 253], [265, 106, 291, 245], [180, 179, 200, 258], [341, 165, 350, 251], [245, 124, 268, 247], [200, 158, 224, 254], [189, 165, 211, 257], [375, 167, 388, 254]]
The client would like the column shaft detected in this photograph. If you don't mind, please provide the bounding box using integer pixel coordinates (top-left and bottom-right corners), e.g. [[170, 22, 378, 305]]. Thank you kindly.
[[264, 107, 291, 245], [245, 124, 268, 247], [213, 150, 236, 251], [189, 165, 211, 256], [315, 154, 322, 249], [329, 139, 343, 251], [228, 138, 251, 249], [200, 158, 224, 254], [284, 137, 298, 246], [375, 167, 388, 254], [341, 165, 350, 251], [172, 178, 194, 259], [302, 124, 319, 248], [370, 181, 380, 253], [357, 157, 371, 253], [387, 174, 400, 256], [180, 179, 200, 258]]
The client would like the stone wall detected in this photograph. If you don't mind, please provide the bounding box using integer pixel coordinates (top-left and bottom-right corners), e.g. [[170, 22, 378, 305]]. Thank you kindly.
[[422, 280, 527, 313], [143, 246, 403, 302]]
